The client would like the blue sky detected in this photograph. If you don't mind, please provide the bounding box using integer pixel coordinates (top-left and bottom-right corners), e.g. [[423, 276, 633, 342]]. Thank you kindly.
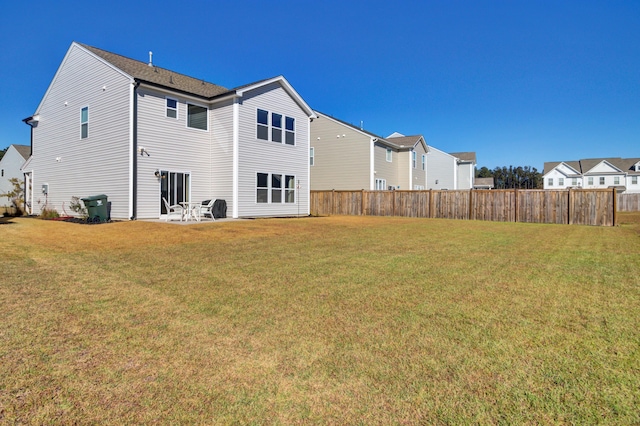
[[1, 0, 638, 171]]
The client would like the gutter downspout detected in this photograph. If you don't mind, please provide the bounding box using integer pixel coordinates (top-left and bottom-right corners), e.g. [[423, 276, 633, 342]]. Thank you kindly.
[[22, 117, 36, 213], [232, 98, 239, 218], [130, 81, 140, 220], [370, 138, 377, 190]]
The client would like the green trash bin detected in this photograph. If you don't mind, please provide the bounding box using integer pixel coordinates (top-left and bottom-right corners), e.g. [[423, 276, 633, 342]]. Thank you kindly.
[[81, 194, 109, 223]]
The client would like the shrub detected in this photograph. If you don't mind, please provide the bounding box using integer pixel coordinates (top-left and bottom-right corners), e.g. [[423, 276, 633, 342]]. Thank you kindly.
[[1, 177, 24, 216], [69, 196, 88, 218], [40, 207, 60, 219]]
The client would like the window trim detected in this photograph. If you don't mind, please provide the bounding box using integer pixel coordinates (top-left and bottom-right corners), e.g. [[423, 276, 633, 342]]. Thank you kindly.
[[80, 106, 89, 139], [599, 177, 605, 185], [558, 177, 564, 186], [614, 176, 620, 185], [256, 172, 296, 204], [588, 177, 594, 185], [632, 176, 638, 185], [548, 178, 553, 186], [186, 103, 208, 131], [375, 178, 387, 190], [422, 154, 426, 171], [386, 148, 392, 162], [166, 97, 178, 119], [256, 108, 295, 146], [412, 151, 417, 169]]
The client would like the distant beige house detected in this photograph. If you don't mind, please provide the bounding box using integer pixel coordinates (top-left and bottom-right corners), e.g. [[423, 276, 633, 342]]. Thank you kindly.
[[310, 112, 428, 190], [543, 157, 640, 193]]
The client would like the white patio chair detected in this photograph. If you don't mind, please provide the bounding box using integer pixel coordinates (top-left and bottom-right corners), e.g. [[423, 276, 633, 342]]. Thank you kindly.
[[162, 197, 184, 222], [200, 199, 216, 221]]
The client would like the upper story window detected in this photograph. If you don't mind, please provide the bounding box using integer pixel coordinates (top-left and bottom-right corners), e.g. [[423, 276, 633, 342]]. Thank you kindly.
[[422, 154, 426, 171], [80, 106, 89, 139], [285, 117, 295, 145], [558, 177, 564, 186], [166, 98, 178, 118], [310, 147, 314, 166], [588, 177, 594, 185], [257, 109, 295, 145], [386, 148, 392, 162], [614, 176, 620, 185], [412, 151, 417, 168], [599, 177, 605, 185], [187, 104, 207, 130], [632, 176, 638, 184], [548, 178, 553, 186]]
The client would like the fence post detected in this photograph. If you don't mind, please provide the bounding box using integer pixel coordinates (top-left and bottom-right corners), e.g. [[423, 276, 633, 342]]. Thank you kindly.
[[514, 188, 518, 223], [568, 188, 572, 225], [468, 189, 473, 220], [612, 187, 617, 226], [429, 189, 434, 218], [361, 189, 365, 215]]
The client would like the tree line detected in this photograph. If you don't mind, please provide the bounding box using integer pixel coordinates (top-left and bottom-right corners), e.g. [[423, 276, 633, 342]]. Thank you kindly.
[[476, 165, 543, 189]]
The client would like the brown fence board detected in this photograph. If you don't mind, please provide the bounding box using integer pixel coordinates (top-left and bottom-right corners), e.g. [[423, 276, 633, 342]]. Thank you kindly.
[[310, 189, 615, 226], [618, 193, 640, 212]]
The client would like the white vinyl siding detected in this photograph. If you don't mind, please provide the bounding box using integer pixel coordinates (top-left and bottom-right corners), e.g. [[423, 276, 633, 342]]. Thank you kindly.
[[237, 82, 309, 217], [27, 44, 131, 218]]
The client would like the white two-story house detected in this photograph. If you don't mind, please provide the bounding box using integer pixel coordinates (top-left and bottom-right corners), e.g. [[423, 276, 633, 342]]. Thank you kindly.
[[22, 42, 315, 219], [543, 158, 640, 193]]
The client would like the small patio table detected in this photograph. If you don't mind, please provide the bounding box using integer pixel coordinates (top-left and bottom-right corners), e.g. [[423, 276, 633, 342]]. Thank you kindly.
[[179, 201, 202, 222]]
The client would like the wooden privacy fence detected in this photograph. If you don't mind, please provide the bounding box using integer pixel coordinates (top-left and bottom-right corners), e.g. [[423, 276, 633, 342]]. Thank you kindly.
[[617, 193, 640, 212], [310, 188, 617, 226]]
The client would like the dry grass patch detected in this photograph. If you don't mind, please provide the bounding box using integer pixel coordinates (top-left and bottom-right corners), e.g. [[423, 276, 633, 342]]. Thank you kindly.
[[1, 214, 639, 424]]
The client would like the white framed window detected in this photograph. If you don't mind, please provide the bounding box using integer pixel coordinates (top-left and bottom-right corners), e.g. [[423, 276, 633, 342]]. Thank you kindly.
[[375, 178, 387, 190], [256, 172, 296, 203], [632, 176, 638, 185], [256, 109, 295, 145], [412, 151, 417, 168], [414, 185, 425, 190], [272, 113, 282, 143], [600, 177, 605, 185], [187, 104, 207, 130], [285, 117, 295, 145], [422, 154, 426, 171], [558, 177, 564, 186], [614, 177, 620, 185], [310, 147, 314, 166], [80, 106, 89, 139], [588, 177, 594, 185], [386, 148, 392, 162], [166, 97, 178, 118], [548, 178, 553, 186], [571, 178, 577, 186]]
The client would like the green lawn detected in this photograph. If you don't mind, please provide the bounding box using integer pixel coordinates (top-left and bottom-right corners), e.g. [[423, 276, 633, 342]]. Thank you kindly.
[[1, 214, 639, 424]]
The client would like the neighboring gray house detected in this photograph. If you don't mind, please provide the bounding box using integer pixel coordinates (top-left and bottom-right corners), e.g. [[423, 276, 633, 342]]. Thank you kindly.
[[309, 113, 428, 190], [543, 157, 640, 193], [424, 146, 477, 190], [0, 144, 30, 210], [22, 42, 315, 219]]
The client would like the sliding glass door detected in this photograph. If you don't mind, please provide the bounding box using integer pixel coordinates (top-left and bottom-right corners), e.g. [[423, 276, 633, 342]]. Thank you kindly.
[[160, 171, 190, 214]]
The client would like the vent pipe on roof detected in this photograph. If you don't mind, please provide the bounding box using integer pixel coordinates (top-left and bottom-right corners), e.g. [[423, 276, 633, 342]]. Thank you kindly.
[[148, 51, 153, 67], [360, 121, 363, 130]]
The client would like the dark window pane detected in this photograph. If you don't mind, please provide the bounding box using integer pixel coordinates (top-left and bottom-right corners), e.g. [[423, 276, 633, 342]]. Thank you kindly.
[[81, 107, 88, 123], [167, 98, 177, 109], [257, 189, 268, 203], [257, 125, 268, 140], [272, 113, 282, 128], [272, 189, 282, 203], [257, 109, 268, 125], [285, 131, 294, 145], [257, 173, 268, 188], [285, 117, 294, 131], [285, 189, 295, 203], [272, 174, 282, 188], [167, 109, 177, 118], [187, 104, 207, 130], [272, 128, 282, 143], [81, 123, 88, 139], [285, 175, 295, 188]]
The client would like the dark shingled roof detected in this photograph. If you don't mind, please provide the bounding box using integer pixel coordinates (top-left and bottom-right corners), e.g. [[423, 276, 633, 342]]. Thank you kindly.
[[450, 152, 476, 163], [12, 144, 31, 160], [80, 43, 229, 99]]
